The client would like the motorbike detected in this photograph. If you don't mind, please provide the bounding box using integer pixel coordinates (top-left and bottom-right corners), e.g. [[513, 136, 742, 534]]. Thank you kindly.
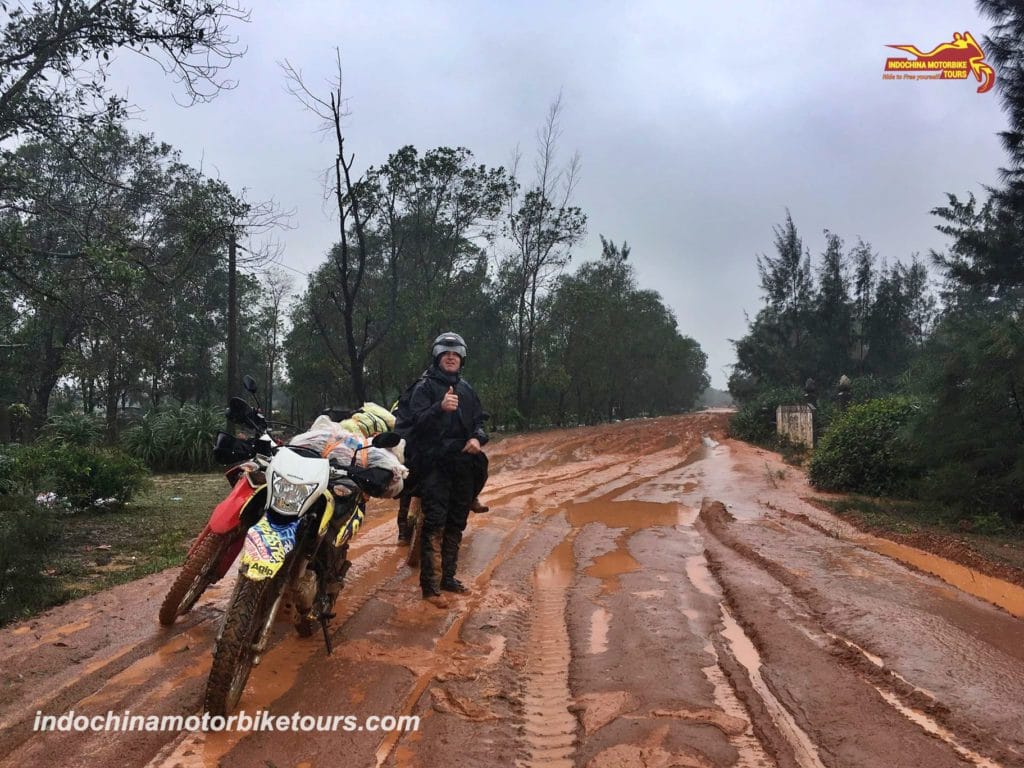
[[158, 376, 282, 626], [203, 411, 403, 716]]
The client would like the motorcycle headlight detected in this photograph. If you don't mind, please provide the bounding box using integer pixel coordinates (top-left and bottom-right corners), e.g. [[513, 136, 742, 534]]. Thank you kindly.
[[270, 475, 319, 515]]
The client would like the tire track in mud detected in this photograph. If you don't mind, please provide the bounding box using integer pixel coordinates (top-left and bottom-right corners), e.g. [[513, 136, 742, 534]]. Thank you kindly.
[[0, 593, 224, 762], [681, 555, 784, 768], [512, 431, 752, 768], [568, 500, 777, 764], [519, 534, 578, 767], [697, 498, 1012, 768], [511, 436, 715, 766], [373, 434, 701, 767], [374, 461, 638, 768]]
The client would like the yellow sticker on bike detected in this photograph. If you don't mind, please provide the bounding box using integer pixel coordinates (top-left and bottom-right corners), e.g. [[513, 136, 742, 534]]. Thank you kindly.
[[241, 517, 297, 581], [335, 504, 365, 547]]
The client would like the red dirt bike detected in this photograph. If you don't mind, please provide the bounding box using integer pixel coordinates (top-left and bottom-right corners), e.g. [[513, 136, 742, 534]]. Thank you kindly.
[[158, 377, 283, 626]]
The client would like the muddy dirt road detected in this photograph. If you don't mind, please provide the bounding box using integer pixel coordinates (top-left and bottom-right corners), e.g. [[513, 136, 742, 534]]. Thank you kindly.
[[2, 412, 1023, 768]]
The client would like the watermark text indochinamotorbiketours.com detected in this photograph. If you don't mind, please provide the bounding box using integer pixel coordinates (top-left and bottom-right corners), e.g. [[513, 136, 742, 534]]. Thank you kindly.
[[33, 709, 420, 734]]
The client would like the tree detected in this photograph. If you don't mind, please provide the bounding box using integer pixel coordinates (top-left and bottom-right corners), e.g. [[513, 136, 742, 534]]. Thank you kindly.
[[814, 230, 853, 383], [911, 184, 1024, 522], [283, 54, 512, 404], [0, 120, 267, 431], [850, 239, 876, 372], [500, 94, 586, 422], [979, 0, 1024, 204], [730, 212, 815, 395], [541, 236, 708, 424], [757, 210, 813, 342], [254, 268, 293, 416], [281, 52, 394, 402], [0, 0, 248, 146]]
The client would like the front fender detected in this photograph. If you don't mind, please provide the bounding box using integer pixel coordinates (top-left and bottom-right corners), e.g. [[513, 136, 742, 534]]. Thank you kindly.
[[240, 516, 298, 581], [208, 478, 257, 534]]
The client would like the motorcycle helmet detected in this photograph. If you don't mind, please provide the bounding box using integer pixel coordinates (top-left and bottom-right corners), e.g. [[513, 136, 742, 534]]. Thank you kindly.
[[432, 332, 467, 363]]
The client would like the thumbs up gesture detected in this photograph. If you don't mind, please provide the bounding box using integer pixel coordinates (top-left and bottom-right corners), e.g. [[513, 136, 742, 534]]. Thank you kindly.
[[441, 385, 459, 412]]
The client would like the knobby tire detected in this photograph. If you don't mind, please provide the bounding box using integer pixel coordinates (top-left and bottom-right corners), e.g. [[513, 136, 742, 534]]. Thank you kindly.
[[158, 532, 228, 626], [204, 575, 275, 715]]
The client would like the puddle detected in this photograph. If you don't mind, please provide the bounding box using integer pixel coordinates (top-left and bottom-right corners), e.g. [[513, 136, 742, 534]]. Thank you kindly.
[[719, 606, 827, 768], [585, 545, 640, 593], [565, 499, 685, 529], [564, 499, 684, 594], [684, 555, 719, 598], [589, 607, 610, 655], [866, 538, 1024, 619], [521, 536, 578, 767]]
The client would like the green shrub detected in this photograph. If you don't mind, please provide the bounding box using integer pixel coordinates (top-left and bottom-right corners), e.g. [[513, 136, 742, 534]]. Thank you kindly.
[[0, 496, 60, 625], [0, 447, 17, 494], [729, 386, 805, 444], [8, 444, 149, 510], [809, 397, 919, 496], [914, 457, 1023, 529], [121, 403, 223, 472], [41, 412, 104, 447], [848, 375, 896, 404]]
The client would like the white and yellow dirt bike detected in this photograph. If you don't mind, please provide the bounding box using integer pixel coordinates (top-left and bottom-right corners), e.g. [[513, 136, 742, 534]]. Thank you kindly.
[[159, 377, 281, 626], [203, 420, 402, 716]]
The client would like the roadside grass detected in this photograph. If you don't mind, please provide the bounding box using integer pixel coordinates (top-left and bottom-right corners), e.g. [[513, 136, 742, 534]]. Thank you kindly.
[[816, 495, 1024, 574], [1, 472, 226, 627]]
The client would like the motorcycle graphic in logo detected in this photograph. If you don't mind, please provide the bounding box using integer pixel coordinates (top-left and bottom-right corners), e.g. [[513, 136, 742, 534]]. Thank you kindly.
[[884, 31, 995, 94]]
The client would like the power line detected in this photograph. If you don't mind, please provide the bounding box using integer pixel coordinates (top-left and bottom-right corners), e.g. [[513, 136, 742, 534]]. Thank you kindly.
[[267, 259, 309, 278]]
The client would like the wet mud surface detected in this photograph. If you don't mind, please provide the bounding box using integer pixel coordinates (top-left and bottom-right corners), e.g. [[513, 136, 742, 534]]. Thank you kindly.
[[1, 412, 1022, 767]]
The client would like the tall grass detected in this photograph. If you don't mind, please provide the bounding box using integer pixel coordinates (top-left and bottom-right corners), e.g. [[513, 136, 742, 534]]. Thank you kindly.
[[121, 403, 224, 472]]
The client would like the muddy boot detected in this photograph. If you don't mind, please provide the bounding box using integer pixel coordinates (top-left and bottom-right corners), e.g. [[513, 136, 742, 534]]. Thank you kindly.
[[422, 536, 450, 605], [469, 496, 489, 514], [420, 528, 444, 597], [440, 528, 468, 593], [441, 576, 469, 594]]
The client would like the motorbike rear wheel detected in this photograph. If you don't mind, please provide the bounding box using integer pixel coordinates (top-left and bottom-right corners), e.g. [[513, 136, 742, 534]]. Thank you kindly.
[[204, 575, 277, 715], [405, 498, 423, 569], [158, 532, 230, 626]]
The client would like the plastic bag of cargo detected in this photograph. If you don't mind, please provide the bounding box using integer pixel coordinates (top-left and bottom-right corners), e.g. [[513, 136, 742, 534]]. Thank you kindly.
[[361, 446, 408, 498], [289, 415, 363, 465]]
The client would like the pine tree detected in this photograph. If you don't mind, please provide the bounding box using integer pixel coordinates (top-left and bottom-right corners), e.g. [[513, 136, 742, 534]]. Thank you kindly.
[[979, 0, 1024, 203], [814, 230, 853, 383]]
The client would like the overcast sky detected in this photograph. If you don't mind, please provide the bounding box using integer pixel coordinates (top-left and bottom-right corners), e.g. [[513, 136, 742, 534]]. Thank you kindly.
[[108, 1, 1009, 388]]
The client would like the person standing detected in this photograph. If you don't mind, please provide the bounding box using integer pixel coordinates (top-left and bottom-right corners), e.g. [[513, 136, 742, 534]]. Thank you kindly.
[[405, 332, 488, 608]]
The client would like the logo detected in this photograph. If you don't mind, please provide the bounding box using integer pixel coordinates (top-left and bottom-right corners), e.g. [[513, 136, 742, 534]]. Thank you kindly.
[[883, 31, 995, 93]]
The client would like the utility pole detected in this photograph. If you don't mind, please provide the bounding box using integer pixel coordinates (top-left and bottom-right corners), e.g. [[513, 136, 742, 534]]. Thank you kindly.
[[226, 232, 239, 405]]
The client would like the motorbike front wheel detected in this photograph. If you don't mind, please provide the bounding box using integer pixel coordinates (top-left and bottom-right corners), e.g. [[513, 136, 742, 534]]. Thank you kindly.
[[158, 532, 231, 626], [204, 575, 277, 715]]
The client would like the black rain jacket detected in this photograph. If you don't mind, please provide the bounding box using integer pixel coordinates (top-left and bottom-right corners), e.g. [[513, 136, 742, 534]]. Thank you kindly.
[[407, 363, 488, 464]]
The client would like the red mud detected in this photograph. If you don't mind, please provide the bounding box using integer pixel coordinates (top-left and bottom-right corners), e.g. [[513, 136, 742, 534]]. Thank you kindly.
[[1, 412, 1022, 768]]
